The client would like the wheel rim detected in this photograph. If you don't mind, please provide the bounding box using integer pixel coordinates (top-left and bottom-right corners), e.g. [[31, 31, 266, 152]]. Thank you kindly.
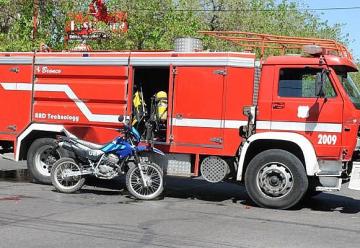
[[256, 162, 294, 198], [54, 161, 82, 190], [130, 164, 162, 198], [34, 145, 61, 176]]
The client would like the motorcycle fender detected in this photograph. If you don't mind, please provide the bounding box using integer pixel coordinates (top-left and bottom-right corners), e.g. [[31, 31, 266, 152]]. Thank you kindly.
[[136, 146, 165, 156], [136, 145, 148, 152], [152, 147, 165, 156], [59, 141, 73, 152]]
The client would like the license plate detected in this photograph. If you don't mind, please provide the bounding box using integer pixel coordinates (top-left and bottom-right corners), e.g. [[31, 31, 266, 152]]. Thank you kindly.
[[349, 162, 360, 190]]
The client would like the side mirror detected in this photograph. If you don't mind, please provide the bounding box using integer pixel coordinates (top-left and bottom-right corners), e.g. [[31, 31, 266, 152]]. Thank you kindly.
[[315, 72, 325, 97], [243, 106, 256, 125]]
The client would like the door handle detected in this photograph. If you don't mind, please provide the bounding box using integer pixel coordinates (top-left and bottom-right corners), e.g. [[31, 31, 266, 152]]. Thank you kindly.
[[10, 67, 19, 73], [7, 125, 17, 131], [272, 102, 285, 109], [210, 137, 223, 144]]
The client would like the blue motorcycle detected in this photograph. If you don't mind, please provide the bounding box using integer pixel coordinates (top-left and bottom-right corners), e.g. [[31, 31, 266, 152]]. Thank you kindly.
[[50, 116, 165, 200]]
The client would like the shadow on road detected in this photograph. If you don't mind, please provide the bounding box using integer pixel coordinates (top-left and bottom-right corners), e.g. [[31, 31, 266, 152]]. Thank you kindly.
[[301, 193, 360, 214], [164, 176, 250, 205], [2, 169, 359, 213], [160, 177, 360, 214], [51, 175, 360, 213], [0, 169, 31, 182]]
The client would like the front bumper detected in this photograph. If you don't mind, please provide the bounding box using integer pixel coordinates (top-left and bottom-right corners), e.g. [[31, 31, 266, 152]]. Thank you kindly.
[[349, 162, 360, 190]]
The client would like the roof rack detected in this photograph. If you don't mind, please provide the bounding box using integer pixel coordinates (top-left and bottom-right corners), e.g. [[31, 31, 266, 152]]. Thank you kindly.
[[199, 31, 353, 60]]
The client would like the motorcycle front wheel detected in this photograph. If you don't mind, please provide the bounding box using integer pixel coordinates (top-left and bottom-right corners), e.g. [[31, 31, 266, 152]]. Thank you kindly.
[[126, 162, 163, 200], [51, 158, 85, 193]]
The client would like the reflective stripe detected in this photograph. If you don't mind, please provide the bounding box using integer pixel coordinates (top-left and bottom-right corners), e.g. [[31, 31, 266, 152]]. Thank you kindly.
[[35, 56, 255, 67], [36, 57, 129, 65], [172, 118, 222, 128], [1, 82, 341, 132], [131, 56, 255, 67], [225, 120, 249, 129], [36, 56, 255, 67], [0, 83, 120, 123], [173, 118, 342, 133], [257, 121, 342, 133], [0, 57, 33, 65], [172, 118, 247, 129]]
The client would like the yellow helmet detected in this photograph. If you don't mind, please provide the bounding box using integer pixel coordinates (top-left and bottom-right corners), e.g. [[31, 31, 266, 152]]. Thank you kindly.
[[155, 91, 167, 99]]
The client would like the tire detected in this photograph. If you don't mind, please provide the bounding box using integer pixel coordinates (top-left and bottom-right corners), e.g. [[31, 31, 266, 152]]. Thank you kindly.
[[126, 162, 163, 200], [304, 177, 321, 200], [304, 189, 322, 199], [245, 149, 308, 209], [51, 157, 85, 193], [27, 138, 68, 184]]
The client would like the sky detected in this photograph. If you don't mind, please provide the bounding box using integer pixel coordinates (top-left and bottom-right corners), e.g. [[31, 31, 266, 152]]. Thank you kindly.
[[290, 0, 360, 61]]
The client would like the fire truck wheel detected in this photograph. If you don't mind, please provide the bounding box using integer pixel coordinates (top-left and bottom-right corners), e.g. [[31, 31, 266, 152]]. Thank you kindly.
[[303, 177, 322, 200], [245, 149, 308, 209], [27, 138, 68, 184]]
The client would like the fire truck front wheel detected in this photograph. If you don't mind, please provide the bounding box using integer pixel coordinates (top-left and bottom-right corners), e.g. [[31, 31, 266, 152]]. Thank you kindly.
[[245, 149, 308, 209], [27, 138, 68, 184]]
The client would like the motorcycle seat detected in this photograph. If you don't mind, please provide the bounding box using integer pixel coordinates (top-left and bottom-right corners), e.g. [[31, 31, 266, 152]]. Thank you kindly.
[[71, 138, 105, 150], [63, 128, 106, 150]]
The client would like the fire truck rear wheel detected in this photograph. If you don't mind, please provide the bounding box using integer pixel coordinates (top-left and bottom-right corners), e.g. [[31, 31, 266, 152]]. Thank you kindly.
[[27, 138, 68, 184], [245, 149, 308, 209]]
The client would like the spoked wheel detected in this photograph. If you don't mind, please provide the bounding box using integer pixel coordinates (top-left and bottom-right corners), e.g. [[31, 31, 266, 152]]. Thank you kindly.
[[126, 162, 163, 200], [51, 158, 85, 193]]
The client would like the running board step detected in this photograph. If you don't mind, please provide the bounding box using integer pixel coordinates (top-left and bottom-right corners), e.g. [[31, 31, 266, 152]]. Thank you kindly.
[[0, 154, 15, 161], [316, 186, 341, 192], [315, 171, 342, 177], [316, 178, 342, 191]]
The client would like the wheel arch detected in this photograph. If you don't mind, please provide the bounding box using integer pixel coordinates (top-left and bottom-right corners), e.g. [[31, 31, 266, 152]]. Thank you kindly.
[[237, 132, 319, 181], [16, 124, 65, 161]]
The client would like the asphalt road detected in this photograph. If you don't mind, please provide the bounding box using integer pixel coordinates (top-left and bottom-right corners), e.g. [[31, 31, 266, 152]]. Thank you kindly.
[[1, 158, 360, 248]]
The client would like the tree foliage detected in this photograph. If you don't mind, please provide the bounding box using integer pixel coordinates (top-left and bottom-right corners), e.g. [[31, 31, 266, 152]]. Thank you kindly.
[[351, 65, 360, 85], [0, 0, 355, 61]]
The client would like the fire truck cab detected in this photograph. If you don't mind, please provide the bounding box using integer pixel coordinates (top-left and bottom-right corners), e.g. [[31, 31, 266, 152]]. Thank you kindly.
[[1, 33, 360, 209]]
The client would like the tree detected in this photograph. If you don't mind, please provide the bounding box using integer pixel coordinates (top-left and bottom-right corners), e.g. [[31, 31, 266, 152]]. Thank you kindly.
[[351, 64, 360, 85], [0, 0, 353, 57]]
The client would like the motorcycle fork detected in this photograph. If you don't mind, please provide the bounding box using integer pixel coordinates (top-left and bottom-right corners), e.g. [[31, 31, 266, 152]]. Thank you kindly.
[[134, 153, 148, 187]]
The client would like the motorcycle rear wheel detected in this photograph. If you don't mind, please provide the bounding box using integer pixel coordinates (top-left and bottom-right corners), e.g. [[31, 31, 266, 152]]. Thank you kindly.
[[51, 158, 85, 193], [126, 162, 163, 200]]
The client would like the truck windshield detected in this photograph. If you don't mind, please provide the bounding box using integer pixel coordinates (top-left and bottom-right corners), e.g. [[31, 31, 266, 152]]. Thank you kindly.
[[337, 72, 360, 109]]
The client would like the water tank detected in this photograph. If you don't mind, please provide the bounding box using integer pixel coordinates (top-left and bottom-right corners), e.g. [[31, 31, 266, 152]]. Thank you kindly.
[[174, 37, 203, 52]]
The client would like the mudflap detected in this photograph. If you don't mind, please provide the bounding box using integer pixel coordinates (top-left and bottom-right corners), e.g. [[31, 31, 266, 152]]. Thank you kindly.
[[349, 162, 360, 190]]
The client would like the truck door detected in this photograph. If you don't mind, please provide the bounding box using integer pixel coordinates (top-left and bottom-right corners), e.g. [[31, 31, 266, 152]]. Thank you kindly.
[[270, 66, 343, 158], [0, 57, 33, 136], [171, 67, 225, 148]]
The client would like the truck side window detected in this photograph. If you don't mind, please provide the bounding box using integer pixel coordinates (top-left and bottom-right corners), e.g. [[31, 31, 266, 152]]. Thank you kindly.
[[279, 68, 336, 98]]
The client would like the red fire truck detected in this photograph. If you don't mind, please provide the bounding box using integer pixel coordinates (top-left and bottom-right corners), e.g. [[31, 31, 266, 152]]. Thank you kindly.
[[1, 31, 360, 209]]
